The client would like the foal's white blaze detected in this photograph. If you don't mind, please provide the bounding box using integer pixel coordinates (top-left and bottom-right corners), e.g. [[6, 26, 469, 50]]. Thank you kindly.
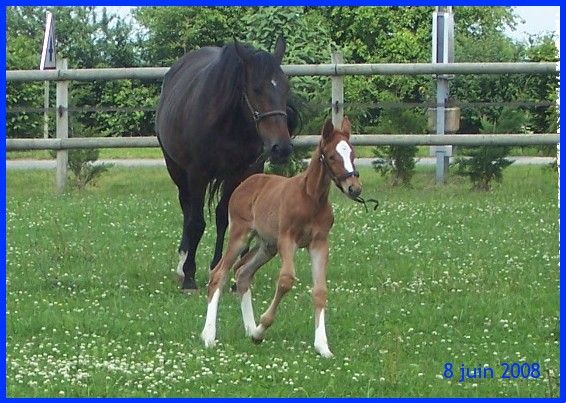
[[176, 251, 187, 278], [336, 140, 354, 173], [201, 289, 220, 347], [314, 308, 333, 358], [240, 289, 256, 336]]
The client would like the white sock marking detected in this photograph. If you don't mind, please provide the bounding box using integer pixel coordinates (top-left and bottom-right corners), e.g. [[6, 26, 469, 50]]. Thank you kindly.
[[251, 324, 265, 340], [336, 140, 354, 173], [240, 289, 256, 336], [314, 309, 333, 358], [201, 289, 220, 347], [176, 251, 187, 278]]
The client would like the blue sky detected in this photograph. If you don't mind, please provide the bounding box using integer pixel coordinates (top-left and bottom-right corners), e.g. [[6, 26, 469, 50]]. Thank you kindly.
[[506, 6, 559, 41]]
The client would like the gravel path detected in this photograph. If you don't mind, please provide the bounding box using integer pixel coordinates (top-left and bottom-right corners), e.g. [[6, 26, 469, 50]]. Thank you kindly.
[[6, 156, 556, 170]]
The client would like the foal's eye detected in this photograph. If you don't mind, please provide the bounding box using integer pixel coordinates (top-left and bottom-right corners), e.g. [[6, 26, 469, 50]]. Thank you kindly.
[[328, 155, 336, 161], [253, 87, 262, 95]]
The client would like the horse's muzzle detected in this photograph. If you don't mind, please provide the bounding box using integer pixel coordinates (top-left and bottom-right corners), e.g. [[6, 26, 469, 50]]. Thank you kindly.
[[269, 142, 293, 164]]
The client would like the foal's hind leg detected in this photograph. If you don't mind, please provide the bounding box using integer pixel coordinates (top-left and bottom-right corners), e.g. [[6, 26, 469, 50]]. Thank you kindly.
[[201, 221, 251, 347], [252, 236, 297, 342], [236, 242, 277, 336]]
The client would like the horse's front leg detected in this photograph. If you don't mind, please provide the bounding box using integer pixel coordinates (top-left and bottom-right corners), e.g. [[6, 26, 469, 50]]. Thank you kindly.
[[211, 160, 264, 270], [309, 238, 333, 358], [210, 184, 236, 270]]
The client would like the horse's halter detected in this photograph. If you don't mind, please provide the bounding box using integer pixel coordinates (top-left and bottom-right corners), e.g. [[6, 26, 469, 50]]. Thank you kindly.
[[243, 92, 287, 126]]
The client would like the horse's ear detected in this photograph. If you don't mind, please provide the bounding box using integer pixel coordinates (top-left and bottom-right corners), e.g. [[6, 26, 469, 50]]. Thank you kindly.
[[341, 116, 351, 138], [321, 119, 334, 142], [273, 35, 286, 64], [234, 37, 249, 64]]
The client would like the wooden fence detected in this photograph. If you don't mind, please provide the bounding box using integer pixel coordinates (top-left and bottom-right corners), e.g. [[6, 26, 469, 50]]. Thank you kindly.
[[6, 60, 559, 191]]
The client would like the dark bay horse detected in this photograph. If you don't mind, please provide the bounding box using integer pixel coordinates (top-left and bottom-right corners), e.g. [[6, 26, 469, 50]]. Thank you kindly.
[[156, 36, 297, 292]]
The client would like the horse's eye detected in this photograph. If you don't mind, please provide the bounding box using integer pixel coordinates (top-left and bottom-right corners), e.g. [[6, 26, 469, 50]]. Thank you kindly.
[[328, 155, 336, 161], [253, 87, 262, 95]]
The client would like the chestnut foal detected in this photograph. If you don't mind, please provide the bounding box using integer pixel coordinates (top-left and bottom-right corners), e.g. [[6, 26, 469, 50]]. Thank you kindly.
[[201, 117, 362, 358]]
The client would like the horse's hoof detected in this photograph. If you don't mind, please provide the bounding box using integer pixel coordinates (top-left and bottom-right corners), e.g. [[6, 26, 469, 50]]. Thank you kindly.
[[181, 277, 198, 292], [230, 282, 238, 293], [180, 288, 199, 295]]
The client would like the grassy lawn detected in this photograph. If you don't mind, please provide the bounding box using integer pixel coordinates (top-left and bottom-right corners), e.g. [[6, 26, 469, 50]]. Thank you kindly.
[[6, 148, 164, 160], [6, 165, 559, 397]]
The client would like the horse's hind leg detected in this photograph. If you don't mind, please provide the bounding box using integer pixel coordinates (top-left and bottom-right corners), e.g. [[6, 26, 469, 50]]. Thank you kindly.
[[201, 220, 250, 347], [163, 154, 208, 291]]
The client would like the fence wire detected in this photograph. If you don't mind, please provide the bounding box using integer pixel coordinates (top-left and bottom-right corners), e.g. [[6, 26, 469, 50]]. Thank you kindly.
[[5, 100, 557, 115]]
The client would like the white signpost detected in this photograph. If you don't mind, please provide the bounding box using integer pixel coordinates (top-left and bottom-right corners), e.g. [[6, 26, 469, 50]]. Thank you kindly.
[[40, 12, 56, 140], [40, 11, 56, 70]]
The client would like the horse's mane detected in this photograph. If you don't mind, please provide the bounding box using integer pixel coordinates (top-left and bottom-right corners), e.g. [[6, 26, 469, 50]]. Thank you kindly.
[[206, 42, 301, 134]]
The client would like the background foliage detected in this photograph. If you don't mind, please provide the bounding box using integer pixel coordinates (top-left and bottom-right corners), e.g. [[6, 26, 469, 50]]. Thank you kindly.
[[6, 6, 558, 156]]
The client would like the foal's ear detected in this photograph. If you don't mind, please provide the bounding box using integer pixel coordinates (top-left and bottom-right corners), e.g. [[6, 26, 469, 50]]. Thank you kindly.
[[321, 119, 334, 142], [341, 116, 352, 138], [273, 35, 286, 64]]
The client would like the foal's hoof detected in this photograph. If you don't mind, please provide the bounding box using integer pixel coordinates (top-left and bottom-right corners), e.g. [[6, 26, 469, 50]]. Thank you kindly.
[[251, 335, 264, 345], [230, 282, 238, 293], [250, 324, 265, 344]]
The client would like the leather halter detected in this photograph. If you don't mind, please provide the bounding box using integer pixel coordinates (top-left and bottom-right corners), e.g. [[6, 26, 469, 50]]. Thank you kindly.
[[318, 144, 379, 212], [318, 149, 359, 190], [243, 92, 287, 124]]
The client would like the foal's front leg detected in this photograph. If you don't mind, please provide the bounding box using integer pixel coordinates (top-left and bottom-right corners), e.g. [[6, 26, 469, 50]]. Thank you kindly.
[[309, 238, 333, 358]]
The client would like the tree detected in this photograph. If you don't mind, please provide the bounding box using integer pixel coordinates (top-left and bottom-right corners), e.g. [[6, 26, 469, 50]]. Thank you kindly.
[[133, 6, 251, 66]]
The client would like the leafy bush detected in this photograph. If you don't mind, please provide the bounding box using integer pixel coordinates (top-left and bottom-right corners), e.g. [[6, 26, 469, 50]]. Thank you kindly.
[[453, 108, 528, 190], [50, 123, 113, 190], [371, 103, 427, 186]]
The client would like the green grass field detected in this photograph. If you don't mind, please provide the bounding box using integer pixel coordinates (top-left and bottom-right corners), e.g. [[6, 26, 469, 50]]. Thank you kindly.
[[6, 165, 559, 397]]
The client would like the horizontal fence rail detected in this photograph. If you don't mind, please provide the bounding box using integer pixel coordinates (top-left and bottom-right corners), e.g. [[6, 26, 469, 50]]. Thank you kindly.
[[6, 62, 559, 82], [6, 134, 560, 151]]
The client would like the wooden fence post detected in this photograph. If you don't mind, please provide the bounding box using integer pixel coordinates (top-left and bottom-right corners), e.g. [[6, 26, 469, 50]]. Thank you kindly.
[[56, 58, 68, 193], [331, 52, 344, 128]]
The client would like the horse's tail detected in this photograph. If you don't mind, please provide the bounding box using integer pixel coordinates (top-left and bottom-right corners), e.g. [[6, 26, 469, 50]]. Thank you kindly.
[[206, 178, 224, 215]]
